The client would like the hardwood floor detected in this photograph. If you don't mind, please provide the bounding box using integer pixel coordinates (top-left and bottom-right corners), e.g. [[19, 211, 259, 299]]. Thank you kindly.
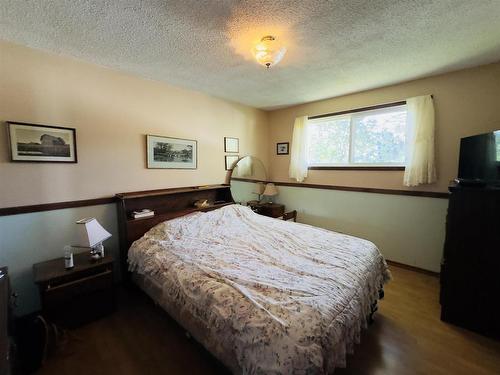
[[37, 266, 500, 375]]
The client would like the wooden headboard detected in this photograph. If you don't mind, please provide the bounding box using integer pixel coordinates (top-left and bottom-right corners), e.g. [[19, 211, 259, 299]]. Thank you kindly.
[[116, 184, 233, 279]]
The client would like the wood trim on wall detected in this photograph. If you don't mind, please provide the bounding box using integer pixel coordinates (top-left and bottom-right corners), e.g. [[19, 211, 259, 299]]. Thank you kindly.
[[1, 177, 448, 217], [230, 177, 268, 184], [386, 260, 440, 277], [0, 197, 116, 216], [231, 177, 449, 198], [273, 181, 449, 198], [308, 166, 405, 171]]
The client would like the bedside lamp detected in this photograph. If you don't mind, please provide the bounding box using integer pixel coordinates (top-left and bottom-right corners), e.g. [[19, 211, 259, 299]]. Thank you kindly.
[[262, 183, 278, 204], [252, 182, 265, 202], [75, 218, 112, 260]]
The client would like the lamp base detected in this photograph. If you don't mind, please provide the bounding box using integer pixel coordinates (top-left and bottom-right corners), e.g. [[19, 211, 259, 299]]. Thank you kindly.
[[90, 243, 105, 260]]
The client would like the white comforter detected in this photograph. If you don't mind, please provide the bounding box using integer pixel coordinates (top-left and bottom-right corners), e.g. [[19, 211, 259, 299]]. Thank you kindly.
[[128, 204, 390, 374]]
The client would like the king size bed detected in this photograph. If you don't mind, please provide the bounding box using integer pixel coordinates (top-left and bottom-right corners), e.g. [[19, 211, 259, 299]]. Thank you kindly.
[[122, 197, 390, 374]]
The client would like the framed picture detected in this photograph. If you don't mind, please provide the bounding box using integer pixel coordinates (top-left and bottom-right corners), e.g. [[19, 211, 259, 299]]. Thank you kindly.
[[224, 137, 239, 153], [7, 122, 77, 163], [225, 155, 239, 170], [147, 135, 197, 169], [277, 142, 289, 155]]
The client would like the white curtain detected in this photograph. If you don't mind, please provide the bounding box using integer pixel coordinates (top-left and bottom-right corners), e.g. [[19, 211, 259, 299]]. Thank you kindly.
[[404, 95, 437, 186], [289, 116, 309, 182]]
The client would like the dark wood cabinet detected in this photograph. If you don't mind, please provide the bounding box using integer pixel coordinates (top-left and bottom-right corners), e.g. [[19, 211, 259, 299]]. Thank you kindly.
[[248, 202, 285, 218], [440, 186, 500, 338], [33, 253, 114, 328]]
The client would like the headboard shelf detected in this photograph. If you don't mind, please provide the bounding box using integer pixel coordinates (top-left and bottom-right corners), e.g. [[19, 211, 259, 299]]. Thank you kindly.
[[116, 184, 233, 280]]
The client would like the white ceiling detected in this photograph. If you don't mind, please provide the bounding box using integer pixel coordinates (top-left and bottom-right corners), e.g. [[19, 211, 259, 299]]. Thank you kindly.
[[1, 1, 500, 110]]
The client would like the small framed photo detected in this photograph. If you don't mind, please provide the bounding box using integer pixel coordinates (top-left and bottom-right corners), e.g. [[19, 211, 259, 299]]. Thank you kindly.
[[225, 155, 239, 170], [147, 135, 197, 169], [7, 122, 77, 163], [224, 137, 239, 153], [277, 142, 289, 155]]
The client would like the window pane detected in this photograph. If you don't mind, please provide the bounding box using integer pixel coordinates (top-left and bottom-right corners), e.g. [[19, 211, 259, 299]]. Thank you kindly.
[[307, 117, 350, 164], [352, 109, 406, 164]]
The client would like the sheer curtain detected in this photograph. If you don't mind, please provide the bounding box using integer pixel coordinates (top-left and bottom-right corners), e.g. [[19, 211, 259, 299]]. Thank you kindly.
[[289, 116, 309, 182], [404, 95, 437, 186]]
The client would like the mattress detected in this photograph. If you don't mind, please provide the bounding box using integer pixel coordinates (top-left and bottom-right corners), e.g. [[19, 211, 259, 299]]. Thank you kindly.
[[128, 204, 390, 374]]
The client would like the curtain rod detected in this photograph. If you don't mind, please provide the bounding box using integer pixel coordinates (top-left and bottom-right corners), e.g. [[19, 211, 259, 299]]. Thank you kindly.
[[308, 95, 433, 120]]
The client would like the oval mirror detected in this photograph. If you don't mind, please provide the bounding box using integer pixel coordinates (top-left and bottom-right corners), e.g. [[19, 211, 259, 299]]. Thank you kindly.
[[230, 156, 267, 205]]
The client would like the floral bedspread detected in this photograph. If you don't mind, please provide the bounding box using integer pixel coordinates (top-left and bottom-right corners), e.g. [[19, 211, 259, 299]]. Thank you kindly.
[[128, 204, 390, 374]]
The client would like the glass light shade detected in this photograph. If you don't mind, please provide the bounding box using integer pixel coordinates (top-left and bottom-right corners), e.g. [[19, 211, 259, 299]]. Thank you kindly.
[[252, 36, 286, 68], [74, 217, 112, 248], [263, 183, 278, 197]]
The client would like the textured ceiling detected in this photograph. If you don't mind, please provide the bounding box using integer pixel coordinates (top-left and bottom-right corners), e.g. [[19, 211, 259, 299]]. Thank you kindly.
[[1, 1, 500, 110]]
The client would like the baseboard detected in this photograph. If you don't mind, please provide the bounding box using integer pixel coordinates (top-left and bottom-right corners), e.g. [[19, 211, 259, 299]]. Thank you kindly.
[[386, 260, 440, 277]]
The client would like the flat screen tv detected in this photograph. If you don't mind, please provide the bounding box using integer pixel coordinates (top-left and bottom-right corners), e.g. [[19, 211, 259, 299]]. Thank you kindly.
[[457, 130, 500, 186]]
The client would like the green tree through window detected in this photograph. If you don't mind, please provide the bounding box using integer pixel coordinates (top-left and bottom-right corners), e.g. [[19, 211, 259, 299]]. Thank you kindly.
[[307, 105, 407, 166]]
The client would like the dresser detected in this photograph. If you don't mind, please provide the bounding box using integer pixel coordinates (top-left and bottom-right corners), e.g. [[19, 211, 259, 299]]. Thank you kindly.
[[440, 186, 500, 338]]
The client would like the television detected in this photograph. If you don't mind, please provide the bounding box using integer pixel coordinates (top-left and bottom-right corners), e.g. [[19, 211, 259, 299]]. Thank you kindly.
[[457, 130, 500, 186]]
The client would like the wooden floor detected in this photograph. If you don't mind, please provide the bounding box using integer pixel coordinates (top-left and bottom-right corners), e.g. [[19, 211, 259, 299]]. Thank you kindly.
[[38, 266, 500, 375]]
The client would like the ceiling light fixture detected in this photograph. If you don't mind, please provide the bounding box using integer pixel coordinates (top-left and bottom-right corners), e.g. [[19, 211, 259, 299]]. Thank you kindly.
[[252, 35, 286, 69]]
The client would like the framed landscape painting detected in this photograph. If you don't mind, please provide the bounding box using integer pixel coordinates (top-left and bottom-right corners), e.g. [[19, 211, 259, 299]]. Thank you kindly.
[[7, 122, 77, 163], [147, 135, 197, 169]]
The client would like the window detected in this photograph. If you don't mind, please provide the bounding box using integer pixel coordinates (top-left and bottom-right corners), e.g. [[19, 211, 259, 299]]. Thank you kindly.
[[307, 105, 407, 167]]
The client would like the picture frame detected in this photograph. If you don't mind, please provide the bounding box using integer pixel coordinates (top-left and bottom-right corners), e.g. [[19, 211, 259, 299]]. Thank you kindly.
[[147, 135, 197, 169], [276, 142, 289, 155], [7, 121, 77, 163], [224, 137, 239, 153], [225, 155, 239, 170]]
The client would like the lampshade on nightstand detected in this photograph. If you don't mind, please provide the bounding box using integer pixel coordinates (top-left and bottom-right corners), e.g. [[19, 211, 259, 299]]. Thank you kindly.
[[252, 182, 265, 202], [263, 183, 278, 203], [74, 218, 111, 259], [254, 182, 265, 195]]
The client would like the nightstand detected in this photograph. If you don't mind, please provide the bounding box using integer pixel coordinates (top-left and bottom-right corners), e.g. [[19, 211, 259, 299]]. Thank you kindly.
[[248, 202, 285, 218], [33, 253, 114, 328]]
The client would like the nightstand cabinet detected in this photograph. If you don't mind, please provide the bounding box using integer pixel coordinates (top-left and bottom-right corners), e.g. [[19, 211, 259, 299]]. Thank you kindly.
[[249, 202, 285, 218], [33, 253, 114, 328]]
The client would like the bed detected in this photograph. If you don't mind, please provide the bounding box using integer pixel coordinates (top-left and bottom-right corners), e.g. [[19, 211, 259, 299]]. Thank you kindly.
[[126, 203, 390, 374]]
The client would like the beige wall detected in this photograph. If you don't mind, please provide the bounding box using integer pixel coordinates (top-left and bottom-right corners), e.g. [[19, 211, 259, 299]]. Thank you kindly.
[[274, 186, 447, 272], [0, 41, 269, 207], [268, 62, 500, 192]]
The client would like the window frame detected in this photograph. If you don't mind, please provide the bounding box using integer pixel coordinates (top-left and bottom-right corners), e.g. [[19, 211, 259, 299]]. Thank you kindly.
[[306, 103, 408, 169]]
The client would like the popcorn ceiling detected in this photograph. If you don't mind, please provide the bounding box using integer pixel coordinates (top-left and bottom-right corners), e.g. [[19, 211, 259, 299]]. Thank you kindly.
[[1, 0, 500, 110]]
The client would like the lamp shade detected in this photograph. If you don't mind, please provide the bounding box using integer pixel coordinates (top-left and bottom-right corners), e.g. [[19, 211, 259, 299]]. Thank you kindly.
[[254, 182, 265, 195], [263, 183, 278, 197], [74, 218, 111, 248]]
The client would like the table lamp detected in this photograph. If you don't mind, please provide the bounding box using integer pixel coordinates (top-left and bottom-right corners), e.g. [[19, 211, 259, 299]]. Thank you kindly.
[[262, 183, 278, 203], [75, 218, 112, 260], [253, 182, 265, 202]]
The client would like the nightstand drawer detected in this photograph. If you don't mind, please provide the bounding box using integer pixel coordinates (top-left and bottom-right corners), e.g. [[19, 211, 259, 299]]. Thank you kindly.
[[258, 204, 285, 218], [43, 269, 113, 306]]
